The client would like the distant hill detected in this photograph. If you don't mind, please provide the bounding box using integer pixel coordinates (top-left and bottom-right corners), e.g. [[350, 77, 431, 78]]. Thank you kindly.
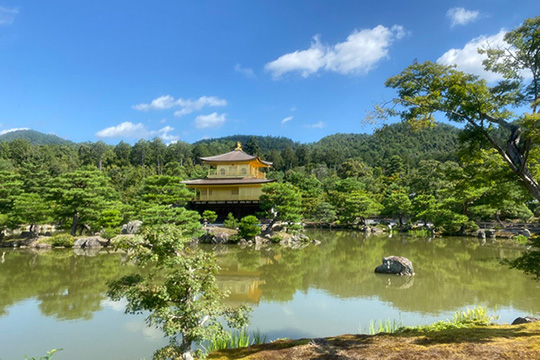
[[193, 134, 298, 153], [0, 129, 73, 145], [313, 122, 460, 168]]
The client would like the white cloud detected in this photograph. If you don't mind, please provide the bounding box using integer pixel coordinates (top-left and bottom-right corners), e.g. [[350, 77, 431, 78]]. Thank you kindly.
[[234, 63, 255, 78], [265, 25, 405, 79], [195, 112, 226, 129], [437, 30, 523, 82], [133, 95, 176, 111], [447, 7, 480, 27], [174, 96, 227, 117], [156, 126, 179, 143], [96, 122, 147, 138], [304, 121, 325, 129], [281, 116, 294, 124], [265, 35, 326, 78], [0, 127, 30, 135], [133, 95, 227, 117], [0, 6, 18, 26], [95, 122, 179, 143]]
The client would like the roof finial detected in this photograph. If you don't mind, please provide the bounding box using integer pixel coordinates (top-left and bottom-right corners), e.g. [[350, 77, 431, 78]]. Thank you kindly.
[[235, 142, 243, 151]]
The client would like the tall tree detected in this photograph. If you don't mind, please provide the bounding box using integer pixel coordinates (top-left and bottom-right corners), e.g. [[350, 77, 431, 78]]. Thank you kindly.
[[383, 16, 540, 201], [260, 182, 303, 230], [49, 168, 118, 235], [244, 136, 261, 156], [138, 175, 194, 206], [11, 193, 51, 233]]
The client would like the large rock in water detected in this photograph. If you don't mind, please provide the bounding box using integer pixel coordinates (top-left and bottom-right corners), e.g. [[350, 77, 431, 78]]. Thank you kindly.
[[375, 256, 415, 276]]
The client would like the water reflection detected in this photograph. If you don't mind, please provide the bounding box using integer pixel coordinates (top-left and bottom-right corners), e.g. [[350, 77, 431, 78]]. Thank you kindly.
[[0, 249, 132, 320], [213, 229, 540, 314], [1, 230, 538, 323]]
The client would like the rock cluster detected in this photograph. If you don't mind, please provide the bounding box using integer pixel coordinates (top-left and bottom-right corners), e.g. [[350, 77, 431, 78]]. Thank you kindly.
[[122, 220, 142, 234], [73, 236, 108, 248]]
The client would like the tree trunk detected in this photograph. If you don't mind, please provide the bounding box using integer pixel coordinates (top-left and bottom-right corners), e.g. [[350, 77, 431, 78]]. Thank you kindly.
[[481, 123, 540, 202], [181, 337, 193, 360], [71, 212, 79, 236]]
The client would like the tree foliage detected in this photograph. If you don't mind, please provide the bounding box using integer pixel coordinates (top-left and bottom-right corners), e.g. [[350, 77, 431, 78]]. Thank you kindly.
[[384, 16, 540, 201], [108, 225, 250, 360]]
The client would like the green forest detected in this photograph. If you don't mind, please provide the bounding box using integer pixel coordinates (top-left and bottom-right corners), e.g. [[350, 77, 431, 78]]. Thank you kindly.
[[0, 120, 534, 238]]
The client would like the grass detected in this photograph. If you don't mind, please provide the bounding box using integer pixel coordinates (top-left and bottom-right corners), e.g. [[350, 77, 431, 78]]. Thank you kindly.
[[366, 318, 404, 335], [514, 234, 529, 244], [404, 306, 498, 333], [363, 306, 496, 336], [203, 328, 268, 354]]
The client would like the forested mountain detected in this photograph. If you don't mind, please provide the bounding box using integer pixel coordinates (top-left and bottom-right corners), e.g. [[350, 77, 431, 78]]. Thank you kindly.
[[194, 135, 298, 153], [0, 130, 73, 145], [313, 122, 460, 168]]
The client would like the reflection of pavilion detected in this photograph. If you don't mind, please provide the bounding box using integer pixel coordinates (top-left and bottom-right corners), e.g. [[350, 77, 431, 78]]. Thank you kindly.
[[216, 255, 276, 305], [218, 276, 264, 304]]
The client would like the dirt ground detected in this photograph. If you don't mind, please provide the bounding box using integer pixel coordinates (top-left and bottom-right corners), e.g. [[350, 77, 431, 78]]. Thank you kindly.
[[208, 322, 540, 360]]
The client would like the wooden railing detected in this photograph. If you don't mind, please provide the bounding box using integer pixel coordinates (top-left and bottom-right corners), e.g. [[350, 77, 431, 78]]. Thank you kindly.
[[207, 169, 266, 179]]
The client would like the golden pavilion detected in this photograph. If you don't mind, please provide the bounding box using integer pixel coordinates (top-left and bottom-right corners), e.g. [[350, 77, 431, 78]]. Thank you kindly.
[[182, 143, 275, 217]]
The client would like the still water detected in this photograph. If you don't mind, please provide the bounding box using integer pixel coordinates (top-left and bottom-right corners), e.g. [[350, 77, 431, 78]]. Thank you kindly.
[[1, 229, 540, 359]]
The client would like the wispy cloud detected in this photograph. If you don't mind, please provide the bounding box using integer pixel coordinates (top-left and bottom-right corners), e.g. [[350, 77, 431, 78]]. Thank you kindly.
[[0, 6, 19, 26], [133, 95, 227, 117], [447, 7, 480, 27], [195, 112, 226, 129], [281, 116, 294, 124], [96, 122, 146, 138], [436, 30, 532, 82], [95, 122, 179, 143], [0, 127, 30, 135], [234, 63, 255, 78], [304, 121, 325, 129], [265, 25, 406, 79]]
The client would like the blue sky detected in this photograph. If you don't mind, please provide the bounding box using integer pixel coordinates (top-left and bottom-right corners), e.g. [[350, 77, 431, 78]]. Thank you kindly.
[[0, 1, 538, 144]]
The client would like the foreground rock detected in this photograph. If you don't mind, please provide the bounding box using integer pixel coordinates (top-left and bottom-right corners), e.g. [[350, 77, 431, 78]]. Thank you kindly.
[[512, 316, 540, 325], [374, 256, 415, 276]]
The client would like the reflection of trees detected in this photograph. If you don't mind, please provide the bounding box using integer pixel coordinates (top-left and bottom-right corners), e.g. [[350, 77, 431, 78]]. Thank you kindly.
[[213, 229, 540, 314], [2, 232, 539, 321], [0, 250, 133, 320]]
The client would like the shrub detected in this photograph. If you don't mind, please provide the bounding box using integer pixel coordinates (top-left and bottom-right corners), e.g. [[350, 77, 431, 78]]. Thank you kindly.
[[202, 210, 218, 224], [238, 216, 261, 240], [101, 227, 118, 240], [269, 233, 283, 243], [49, 234, 74, 248], [223, 212, 239, 229]]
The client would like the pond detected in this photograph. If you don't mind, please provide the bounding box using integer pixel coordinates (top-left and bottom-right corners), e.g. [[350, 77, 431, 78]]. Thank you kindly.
[[1, 229, 540, 360]]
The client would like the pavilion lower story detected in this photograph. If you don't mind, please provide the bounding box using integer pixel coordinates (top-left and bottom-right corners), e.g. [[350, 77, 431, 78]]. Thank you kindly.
[[188, 200, 263, 220]]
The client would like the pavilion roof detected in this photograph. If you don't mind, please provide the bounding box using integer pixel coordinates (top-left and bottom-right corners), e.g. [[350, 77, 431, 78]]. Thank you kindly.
[[182, 178, 275, 186], [200, 149, 272, 166]]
